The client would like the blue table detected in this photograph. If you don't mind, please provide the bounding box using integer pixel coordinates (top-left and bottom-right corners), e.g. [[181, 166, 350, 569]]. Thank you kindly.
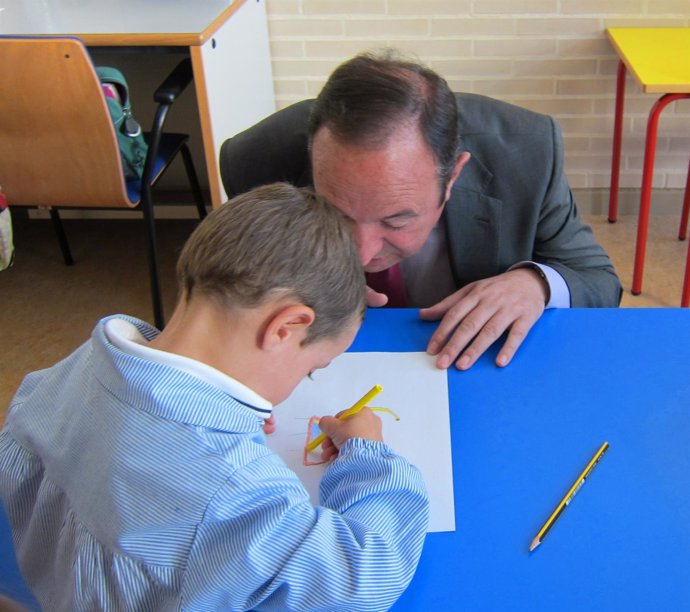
[[0, 505, 38, 609], [349, 308, 690, 611], [3, 308, 689, 610]]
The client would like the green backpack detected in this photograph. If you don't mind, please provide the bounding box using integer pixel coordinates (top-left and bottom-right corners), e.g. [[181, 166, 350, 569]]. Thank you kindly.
[[96, 66, 148, 181]]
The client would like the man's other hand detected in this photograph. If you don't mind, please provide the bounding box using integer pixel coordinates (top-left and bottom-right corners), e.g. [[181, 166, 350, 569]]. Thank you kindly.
[[420, 268, 547, 370]]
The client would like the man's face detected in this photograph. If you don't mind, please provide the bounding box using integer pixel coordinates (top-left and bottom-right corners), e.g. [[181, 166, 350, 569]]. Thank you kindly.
[[311, 124, 450, 273]]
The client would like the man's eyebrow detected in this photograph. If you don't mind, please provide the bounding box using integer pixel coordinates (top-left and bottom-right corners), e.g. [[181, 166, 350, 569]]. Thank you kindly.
[[382, 209, 418, 221]]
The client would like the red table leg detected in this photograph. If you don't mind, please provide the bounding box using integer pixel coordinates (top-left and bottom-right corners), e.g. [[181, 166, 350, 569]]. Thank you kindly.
[[681, 159, 690, 307], [680, 228, 690, 308], [679, 157, 690, 241], [608, 61, 627, 222], [632, 93, 690, 295]]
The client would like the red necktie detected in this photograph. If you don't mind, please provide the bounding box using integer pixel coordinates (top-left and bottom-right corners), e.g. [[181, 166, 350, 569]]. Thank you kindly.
[[366, 264, 408, 307]]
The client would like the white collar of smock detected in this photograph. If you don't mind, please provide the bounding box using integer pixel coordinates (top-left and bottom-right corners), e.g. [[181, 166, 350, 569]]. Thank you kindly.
[[104, 318, 272, 417]]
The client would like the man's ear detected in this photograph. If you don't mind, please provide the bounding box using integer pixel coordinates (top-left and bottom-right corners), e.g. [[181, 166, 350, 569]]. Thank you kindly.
[[443, 152, 471, 204], [260, 304, 315, 351]]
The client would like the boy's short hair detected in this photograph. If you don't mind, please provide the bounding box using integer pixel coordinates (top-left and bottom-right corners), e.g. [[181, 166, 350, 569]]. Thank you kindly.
[[177, 182, 365, 344]]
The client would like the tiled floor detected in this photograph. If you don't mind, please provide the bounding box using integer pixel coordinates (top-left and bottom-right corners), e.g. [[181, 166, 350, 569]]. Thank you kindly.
[[1, 211, 688, 423], [585, 213, 688, 308]]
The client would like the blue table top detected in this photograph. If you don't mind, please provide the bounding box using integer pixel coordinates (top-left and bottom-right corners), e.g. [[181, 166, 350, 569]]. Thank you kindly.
[[2, 307, 689, 610], [351, 308, 690, 611], [0, 506, 37, 609]]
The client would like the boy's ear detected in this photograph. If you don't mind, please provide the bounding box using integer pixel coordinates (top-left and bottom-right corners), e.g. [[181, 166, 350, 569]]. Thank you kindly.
[[260, 304, 315, 350]]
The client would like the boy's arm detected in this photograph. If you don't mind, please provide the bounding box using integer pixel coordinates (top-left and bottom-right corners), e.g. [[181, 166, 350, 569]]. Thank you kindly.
[[182, 443, 429, 611]]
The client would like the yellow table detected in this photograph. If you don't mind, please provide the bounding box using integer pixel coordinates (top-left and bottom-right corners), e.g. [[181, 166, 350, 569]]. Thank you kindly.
[[606, 28, 690, 306], [608, 28, 690, 93]]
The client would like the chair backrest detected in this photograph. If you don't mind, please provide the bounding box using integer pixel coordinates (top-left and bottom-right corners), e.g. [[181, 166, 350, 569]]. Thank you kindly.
[[0, 37, 134, 208]]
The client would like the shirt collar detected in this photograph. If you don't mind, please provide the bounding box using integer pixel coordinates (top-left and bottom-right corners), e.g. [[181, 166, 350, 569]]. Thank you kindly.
[[103, 317, 272, 419]]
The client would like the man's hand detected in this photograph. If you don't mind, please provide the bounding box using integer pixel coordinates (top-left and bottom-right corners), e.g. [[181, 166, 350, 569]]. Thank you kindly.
[[318, 407, 383, 462], [366, 285, 389, 307], [420, 268, 547, 370]]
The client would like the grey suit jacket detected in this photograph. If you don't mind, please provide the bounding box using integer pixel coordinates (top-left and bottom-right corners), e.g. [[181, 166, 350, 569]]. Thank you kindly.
[[220, 94, 622, 307]]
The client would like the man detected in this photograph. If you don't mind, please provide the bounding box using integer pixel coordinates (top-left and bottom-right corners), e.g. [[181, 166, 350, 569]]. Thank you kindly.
[[220, 50, 622, 370]]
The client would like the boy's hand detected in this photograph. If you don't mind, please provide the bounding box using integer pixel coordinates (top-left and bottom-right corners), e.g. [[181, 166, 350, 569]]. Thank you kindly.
[[318, 407, 383, 462]]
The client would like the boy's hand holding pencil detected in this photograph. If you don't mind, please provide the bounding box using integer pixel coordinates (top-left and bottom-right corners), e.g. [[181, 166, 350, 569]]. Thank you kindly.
[[307, 384, 399, 462], [318, 408, 384, 462]]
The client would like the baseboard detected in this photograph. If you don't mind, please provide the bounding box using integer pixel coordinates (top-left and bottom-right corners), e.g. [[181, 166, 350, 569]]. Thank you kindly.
[[28, 205, 204, 221], [25, 189, 210, 220], [574, 188, 685, 217], [24, 188, 686, 220]]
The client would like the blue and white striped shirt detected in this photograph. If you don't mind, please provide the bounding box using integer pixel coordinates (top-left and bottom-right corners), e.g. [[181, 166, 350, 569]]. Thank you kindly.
[[0, 316, 429, 611]]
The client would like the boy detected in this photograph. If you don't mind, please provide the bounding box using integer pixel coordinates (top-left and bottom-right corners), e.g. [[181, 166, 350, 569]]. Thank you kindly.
[[0, 184, 429, 611]]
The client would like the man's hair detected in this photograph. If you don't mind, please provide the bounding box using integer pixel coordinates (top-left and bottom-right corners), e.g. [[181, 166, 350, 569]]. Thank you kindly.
[[177, 183, 365, 345], [308, 49, 462, 194]]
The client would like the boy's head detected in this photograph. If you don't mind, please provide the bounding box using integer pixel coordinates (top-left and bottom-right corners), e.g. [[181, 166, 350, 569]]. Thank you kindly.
[[169, 183, 365, 403], [177, 183, 365, 344]]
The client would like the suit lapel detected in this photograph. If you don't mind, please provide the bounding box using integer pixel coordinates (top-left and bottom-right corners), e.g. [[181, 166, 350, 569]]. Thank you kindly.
[[444, 150, 503, 286]]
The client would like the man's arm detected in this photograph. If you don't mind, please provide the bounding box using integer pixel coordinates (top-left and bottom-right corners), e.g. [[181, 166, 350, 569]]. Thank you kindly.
[[422, 108, 621, 370]]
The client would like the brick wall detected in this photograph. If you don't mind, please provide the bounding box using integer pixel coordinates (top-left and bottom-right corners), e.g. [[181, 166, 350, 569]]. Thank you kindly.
[[265, 1, 690, 193]]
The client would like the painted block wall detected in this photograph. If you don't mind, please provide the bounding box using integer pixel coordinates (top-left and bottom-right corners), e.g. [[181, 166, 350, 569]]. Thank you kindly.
[[265, 1, 690, 193]]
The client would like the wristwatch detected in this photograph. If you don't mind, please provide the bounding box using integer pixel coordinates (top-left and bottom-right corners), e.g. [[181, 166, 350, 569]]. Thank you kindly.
[[508, 261, 551, 306]]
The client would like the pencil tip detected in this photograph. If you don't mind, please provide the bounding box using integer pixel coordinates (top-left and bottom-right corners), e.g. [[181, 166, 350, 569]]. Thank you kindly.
[[529, 538, 540, 552]]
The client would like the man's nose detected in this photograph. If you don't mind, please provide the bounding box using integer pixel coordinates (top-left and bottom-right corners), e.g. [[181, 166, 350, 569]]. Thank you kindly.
[[352, 223, 383, 266]]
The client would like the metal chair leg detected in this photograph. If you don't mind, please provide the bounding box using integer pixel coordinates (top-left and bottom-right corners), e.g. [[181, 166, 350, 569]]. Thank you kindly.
[[48, 208, 74, 266], [180, 143, 207, 218], [140, 187, 164, 329]]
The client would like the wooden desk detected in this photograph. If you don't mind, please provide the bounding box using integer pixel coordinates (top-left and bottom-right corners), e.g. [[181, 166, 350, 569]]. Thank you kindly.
[[606, 28, 690, 304], [2, 307, 690, 609], [0, 0, 275, 208]]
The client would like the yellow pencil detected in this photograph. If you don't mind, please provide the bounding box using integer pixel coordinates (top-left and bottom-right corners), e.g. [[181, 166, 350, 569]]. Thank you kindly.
[[305, 384, 383, 453], [529, 441, 610, 552]]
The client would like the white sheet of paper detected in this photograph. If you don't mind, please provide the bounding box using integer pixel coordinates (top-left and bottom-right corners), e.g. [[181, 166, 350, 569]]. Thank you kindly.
[[267, 351, 455, 533]]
